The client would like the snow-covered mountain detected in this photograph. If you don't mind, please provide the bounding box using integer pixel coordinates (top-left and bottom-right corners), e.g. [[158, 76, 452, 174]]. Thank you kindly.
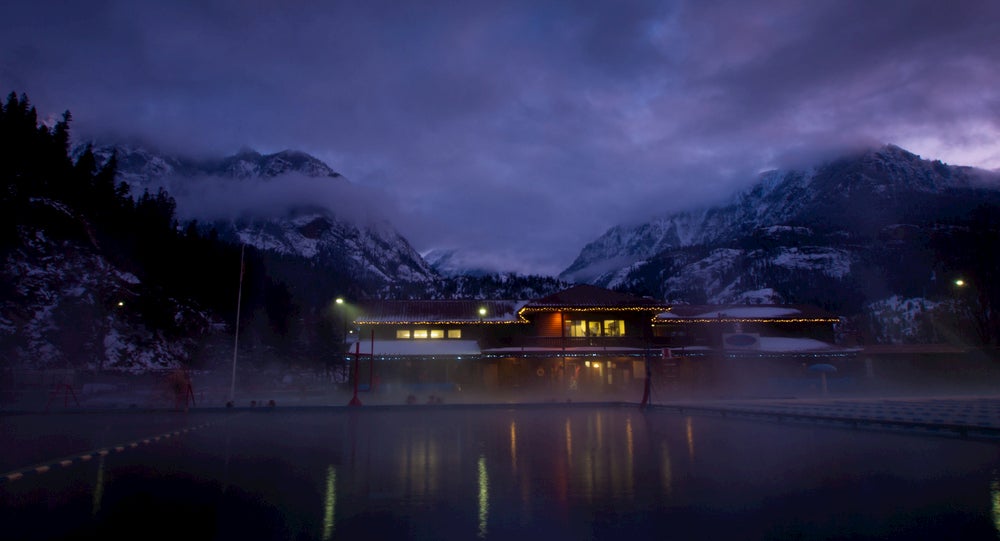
[[560, 145, 1000, 330], [91, 145, 341, 192], [562, 145, 994, 284], [88, 144, 438, 292], [423, 248, 496, 277]]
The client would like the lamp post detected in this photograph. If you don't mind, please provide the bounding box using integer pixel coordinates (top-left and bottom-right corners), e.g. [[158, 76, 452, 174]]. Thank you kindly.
[[229, 244, 245, 406], [335, 298, 347, 382], [336, 297, 346, 345]]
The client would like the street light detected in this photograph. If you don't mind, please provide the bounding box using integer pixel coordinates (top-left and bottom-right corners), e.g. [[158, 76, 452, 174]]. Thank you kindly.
[[954, 279, 966, 287], [335, 298, 347, 345], [334, 297, 348, 362]]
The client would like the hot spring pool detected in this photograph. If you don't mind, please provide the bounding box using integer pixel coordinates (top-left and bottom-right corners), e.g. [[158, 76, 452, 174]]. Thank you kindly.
[[2, 405, 999, 540]]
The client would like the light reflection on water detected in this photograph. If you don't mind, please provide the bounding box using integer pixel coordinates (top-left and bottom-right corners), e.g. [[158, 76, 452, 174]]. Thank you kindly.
[[477, 454, 489, 539], [322, 465, 336, 541], [509, 420, 517, 473], [661, 441, 673, 498], [685, 415, 695, 461], [91, 453, 105, 517], [992, 470, 999, 536], [2, 408, 999, 541]]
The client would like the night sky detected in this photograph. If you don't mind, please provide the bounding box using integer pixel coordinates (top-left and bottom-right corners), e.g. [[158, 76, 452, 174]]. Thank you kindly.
[[2, 0, 998, 275]]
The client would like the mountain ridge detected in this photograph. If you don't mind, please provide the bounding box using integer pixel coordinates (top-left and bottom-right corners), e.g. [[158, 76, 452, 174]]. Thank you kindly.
[[561, 144, 1000, 285], [86, 143, 439, 296], [558, 144, 1000, 344]]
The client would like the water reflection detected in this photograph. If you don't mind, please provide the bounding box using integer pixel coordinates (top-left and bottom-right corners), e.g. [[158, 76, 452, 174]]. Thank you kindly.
[[4, 409, 997, 541], [92, 453, 106, 517], [660, 442, 673, 497], [625, 416, 634, 498], [564, 417, 572, 463], [400, 431, 441, 497], [685, 416, 695, 461], [322, 465, 336, 541], [992, 470, 999, 536], [509, 420, 517, 473], [477, 455, 489, 539]]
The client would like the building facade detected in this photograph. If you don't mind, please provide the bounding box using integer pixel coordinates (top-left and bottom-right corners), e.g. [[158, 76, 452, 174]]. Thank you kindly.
[[346, 287, 851, 398]]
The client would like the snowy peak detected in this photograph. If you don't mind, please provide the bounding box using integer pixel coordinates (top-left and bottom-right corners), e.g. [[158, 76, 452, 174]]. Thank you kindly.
[[84, 144, 341, 187], [90, 142, 438, 287], [215, 148, 341, 179], [560, 144, 1000, 285], [423, 249, 497, 277]]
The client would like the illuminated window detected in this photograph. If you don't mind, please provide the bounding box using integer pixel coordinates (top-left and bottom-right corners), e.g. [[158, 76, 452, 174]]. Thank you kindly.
[[430, 329, 445, 339], [603, 320, 625, 337], [396, 329, 411, 339], [447, 329, 462, 339], [413, 330, 428, 339], [566, 319, 626, 337], [566, 320, 587, 337]]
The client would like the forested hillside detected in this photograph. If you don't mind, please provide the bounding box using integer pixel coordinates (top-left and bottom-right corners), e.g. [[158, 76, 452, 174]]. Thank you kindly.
[[0, 93, 294, 370]]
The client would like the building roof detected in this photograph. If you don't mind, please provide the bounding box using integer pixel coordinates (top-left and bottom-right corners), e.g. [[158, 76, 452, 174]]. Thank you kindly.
[[655, 304, 840, 323], [355, 299, 528, 324], [522, 284, 670, 311]]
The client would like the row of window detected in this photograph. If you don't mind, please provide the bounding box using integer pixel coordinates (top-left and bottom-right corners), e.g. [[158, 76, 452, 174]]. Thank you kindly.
[[566, 319, 626, 338], [396, 329, 462, 339], [392, 320, 627, 340]]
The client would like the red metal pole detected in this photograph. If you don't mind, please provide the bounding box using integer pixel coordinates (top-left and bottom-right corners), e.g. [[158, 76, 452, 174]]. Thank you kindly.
[[368, 330, 375, 391], [640, 352, 652, 408], [348, 341, 362, 406]]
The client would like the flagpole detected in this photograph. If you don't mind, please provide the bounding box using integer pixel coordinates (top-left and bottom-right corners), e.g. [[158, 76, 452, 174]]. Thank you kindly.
[[229, 244, 245, 404]]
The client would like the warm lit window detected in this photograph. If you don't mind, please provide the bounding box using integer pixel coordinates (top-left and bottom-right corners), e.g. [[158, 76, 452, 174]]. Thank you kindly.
[[413, 330, 428, 339], [603, 320, 625, 337], [566, 319, 626, 337], [566, 320, 587, 337], [447, 329, 462, 339], [396, 329, 411, 339], [429, 329, 444, 339], [588, 321, 602, 336]]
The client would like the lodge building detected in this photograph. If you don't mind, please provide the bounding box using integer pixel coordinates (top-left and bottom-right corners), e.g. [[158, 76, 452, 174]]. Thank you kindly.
[[345, 284, 856, 396]]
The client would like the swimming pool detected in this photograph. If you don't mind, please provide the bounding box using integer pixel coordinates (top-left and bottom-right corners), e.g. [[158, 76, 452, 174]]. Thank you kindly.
[[2, 406, 998, 540]]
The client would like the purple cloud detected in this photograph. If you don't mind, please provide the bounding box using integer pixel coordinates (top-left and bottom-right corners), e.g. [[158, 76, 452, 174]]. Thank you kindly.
[[2, 0, 998, 275]]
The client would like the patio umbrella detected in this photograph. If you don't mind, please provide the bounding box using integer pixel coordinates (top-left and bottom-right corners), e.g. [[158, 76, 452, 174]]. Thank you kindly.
[[808, 363, 838, 395]]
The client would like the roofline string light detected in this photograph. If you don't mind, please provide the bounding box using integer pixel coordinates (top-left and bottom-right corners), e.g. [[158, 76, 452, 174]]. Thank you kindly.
[[355, 305, 673, 326], [355, 319, 529, 326], [657, 317, 840, 324]]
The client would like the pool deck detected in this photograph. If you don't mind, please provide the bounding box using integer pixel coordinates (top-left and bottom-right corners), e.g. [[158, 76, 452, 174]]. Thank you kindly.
[[649, 395, 1000, 440]]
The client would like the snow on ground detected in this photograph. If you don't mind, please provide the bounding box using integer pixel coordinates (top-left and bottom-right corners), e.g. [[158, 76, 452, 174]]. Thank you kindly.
[[348, 340, 482, 356], [772, 247, 852, 278], [757, 337, 836, 352], [731, 288, 784, 304], [696, 307, 803, 319], [865, 296, 939, 343]]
